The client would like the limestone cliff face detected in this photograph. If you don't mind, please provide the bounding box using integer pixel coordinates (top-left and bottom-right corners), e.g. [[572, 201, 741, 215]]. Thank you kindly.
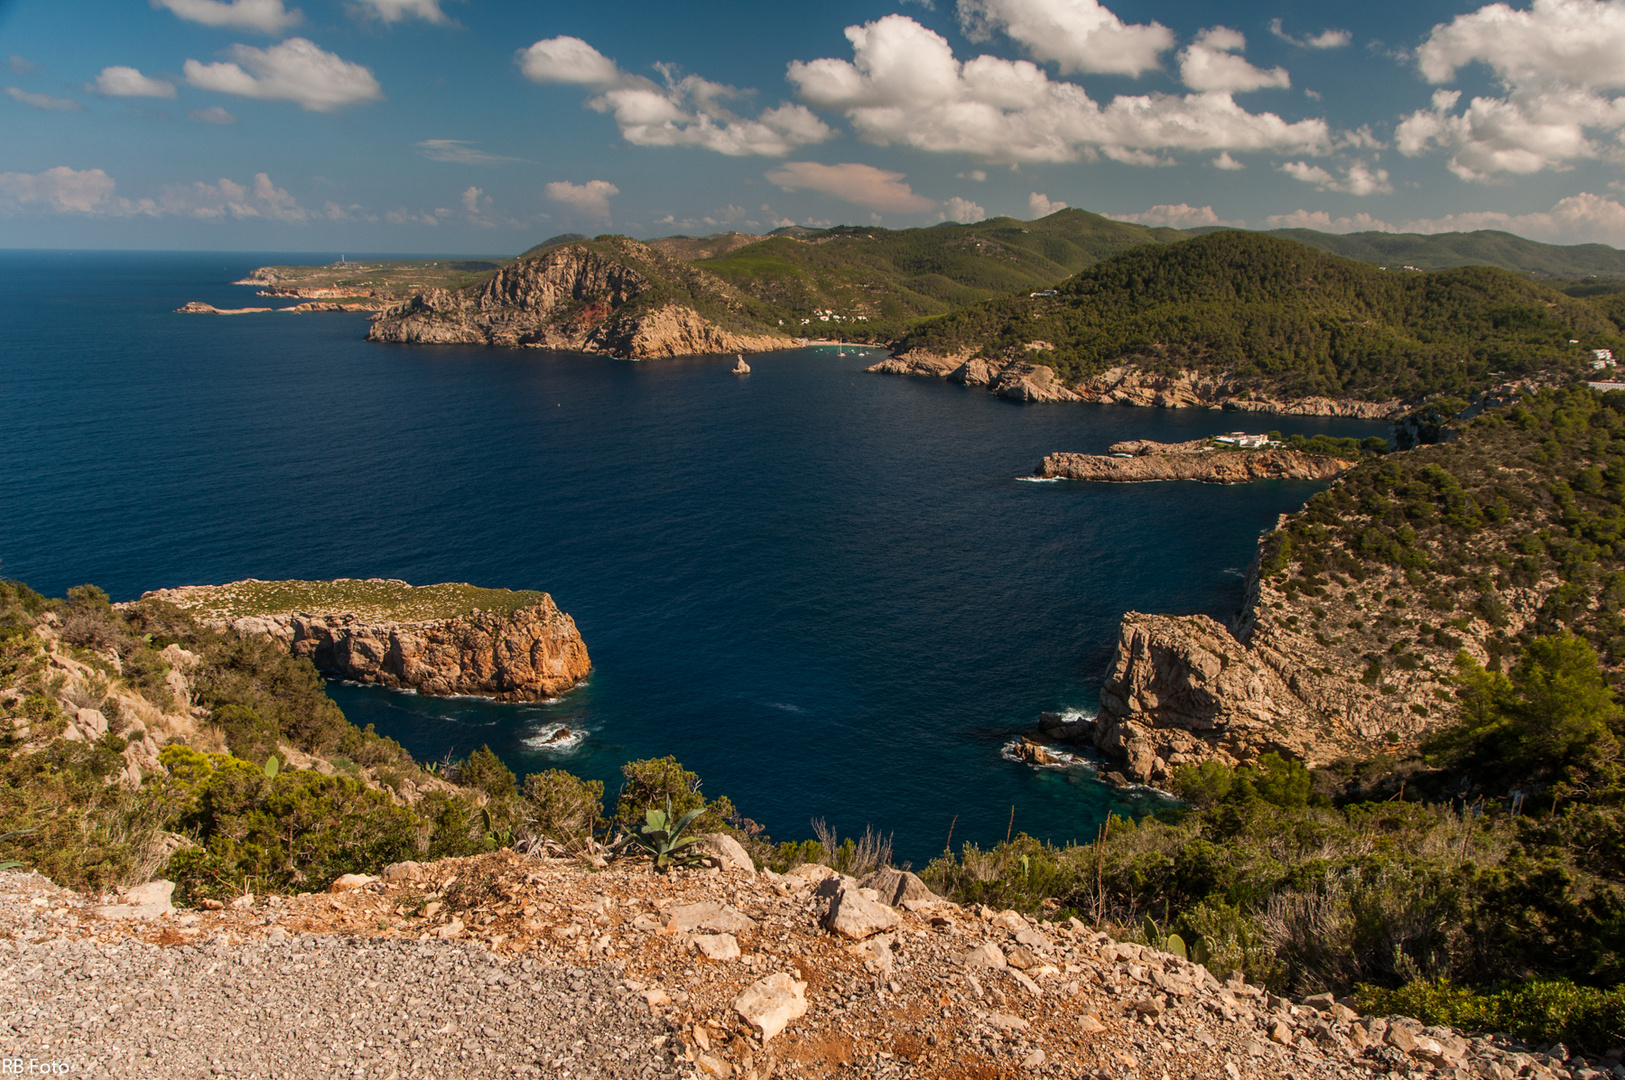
[[230, 604, 590, 701], [367, 240, 794, 360], [866, 351, 967, 378], [1091, 515, 1544, 784], [142, 581, 591, 701], [1093, 613, 1322, 784], [1039, 448, 1352, 483], [869, 354, 1405, 419]]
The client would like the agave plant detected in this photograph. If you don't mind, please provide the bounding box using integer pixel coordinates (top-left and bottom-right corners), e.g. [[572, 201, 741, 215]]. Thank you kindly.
[[0, 829, 31, 872], [632, 797, 706, 873]]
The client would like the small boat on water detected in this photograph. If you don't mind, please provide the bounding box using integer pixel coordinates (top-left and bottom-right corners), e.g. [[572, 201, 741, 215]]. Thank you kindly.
[[733, 355, 751, 375]]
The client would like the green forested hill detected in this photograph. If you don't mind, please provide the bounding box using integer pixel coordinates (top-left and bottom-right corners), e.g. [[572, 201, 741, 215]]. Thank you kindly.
[[1259, 228, 1625, 278], [897, 231, 1622, 402], [673, 209, 1181, 339]]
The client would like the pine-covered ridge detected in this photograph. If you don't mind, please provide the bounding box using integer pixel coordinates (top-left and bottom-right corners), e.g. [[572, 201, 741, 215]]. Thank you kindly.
[[894, 231, 1624, 404]]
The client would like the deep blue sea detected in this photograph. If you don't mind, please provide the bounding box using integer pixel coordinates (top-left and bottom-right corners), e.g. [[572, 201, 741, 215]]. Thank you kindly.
[[0, 250, 1387, 866]]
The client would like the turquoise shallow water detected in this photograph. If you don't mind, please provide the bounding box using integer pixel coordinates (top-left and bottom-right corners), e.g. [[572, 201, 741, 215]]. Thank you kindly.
[[0, 250, 1388, 866]]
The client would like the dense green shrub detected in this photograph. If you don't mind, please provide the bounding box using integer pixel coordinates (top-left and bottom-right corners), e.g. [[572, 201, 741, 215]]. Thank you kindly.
[[521, 769, 603, 852], [1358, 979, 1625, 1051]]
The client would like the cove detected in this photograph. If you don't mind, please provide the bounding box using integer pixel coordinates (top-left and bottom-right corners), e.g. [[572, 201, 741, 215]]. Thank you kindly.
[[0, 250, 1389, 866]]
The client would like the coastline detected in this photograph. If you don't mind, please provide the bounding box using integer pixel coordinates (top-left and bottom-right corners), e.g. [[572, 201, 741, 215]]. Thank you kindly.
[[869, 350, 1408, 420]]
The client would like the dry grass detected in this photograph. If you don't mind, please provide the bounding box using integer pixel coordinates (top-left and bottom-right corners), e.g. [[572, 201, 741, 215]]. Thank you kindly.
[[142, 579, 552, 623], [809, 818, 894, 878]]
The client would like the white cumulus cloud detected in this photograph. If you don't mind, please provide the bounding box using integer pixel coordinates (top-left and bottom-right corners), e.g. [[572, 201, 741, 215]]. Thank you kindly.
[[92, 66, 177, 99], [955, 0, 1175, 77], [1279, 159, 1393, 194], [786, 15, 1330, 163], [765, 162, 935, 212], [519, 36, 830, 156], [1267, 19, 1351, 49], [941, 196, 986, 222], [1028, 192, 1067, 216], [185, 38, 383, 112], [1403, 192, 1625, 245], [351, 0, 449, 23], [1399, 0, 1625, 180], [0, 165, 318, 222], [1178, 27, 1289, 94], [6, 87, 82, 111], [1109, 203, 1240, 227], [546, 179, 618, 221], [1212, 151, 1245, 170], [1263, 193, 1625, 246], [152, 0, 301, 33], [0, 166, 121, 213], [158, 172, 306, 221], [1263, 210, 1397, 232]]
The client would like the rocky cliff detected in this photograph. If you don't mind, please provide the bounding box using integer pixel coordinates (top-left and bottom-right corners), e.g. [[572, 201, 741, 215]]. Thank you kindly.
[[140, 579, 591, 701], [1039, 447, 1352, 483], [1079, 390, 1610, 785], [870, 353, 1405, 418], [367, 237, 795, 360]]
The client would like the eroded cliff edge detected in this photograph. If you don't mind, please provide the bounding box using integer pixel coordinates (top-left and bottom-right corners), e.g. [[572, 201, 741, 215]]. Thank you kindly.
[[1039, 445, 1352, 483], [367, 237, 795, 360], [138, 579, 591, 701], [870, 351, 1405, 418]]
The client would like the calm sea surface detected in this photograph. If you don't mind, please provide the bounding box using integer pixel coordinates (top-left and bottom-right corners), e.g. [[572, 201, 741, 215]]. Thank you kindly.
[[0, 250, 1387, 865]]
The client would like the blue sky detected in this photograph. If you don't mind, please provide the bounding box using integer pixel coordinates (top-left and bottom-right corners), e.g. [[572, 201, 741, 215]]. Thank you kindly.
[[4, 0, 1625, 251]]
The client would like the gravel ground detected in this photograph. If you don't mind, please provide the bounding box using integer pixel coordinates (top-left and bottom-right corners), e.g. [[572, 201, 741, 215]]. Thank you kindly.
[[0, 859, 1609, 1080], [1, 929, 682, 1078]]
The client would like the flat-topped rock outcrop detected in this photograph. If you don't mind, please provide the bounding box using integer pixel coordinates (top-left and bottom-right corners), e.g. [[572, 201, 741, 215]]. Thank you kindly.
[[175, 301, 272, 315], [1038, 447, 1352, 483], [138, 578, 590, 701]]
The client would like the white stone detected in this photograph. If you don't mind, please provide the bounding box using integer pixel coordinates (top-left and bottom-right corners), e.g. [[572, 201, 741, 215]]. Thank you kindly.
[[697, 833, 755, 875], [95, 879, 174, 921], [667, 901, 756, 934], [848, 933, 895, 976], [76, 707, 108, 737], [733, 973, 808, 1043], [328, 873, 377, 892], [694, 934, 741, 961], [961, 942, 1007, 971], [824, 886, 900, 940]]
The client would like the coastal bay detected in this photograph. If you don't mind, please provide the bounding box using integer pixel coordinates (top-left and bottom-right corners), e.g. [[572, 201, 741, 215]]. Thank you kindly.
[[0, 250, 1388, 865]]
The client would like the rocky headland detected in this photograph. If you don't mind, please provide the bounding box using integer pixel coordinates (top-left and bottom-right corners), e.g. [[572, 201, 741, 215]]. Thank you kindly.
[[367, 238, 796, 360], [1050, 392, 1602, 786], [137, 578, 591, 701], [1038, 440, 1353, 484], [174, 301, 272, 315], [870, 352, 1406, 418]]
